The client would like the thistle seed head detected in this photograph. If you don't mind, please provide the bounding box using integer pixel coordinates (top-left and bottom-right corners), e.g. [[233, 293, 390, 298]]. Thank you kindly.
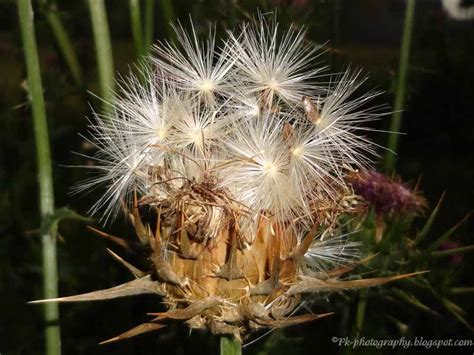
[[59, 15, 418, 344]]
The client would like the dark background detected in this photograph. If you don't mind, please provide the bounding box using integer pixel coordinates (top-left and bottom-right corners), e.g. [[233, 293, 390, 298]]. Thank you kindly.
[[0, 0, 473, 354]]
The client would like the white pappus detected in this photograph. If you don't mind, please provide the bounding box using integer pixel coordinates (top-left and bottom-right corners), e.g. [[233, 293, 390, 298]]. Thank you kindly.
[[77, 15, 386, 256]]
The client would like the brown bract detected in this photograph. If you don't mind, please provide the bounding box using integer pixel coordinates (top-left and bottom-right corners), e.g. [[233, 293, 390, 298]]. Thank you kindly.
[[30, 180, 422, 344]]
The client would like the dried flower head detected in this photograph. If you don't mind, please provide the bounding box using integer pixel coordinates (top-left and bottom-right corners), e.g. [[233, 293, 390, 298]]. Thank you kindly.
[[35, 16, 418, 344]]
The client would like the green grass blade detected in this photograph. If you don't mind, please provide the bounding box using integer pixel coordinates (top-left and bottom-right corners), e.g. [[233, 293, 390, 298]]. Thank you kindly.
[[41, 1, 83, 87], [88, 0, 115, 115], [143, 0, 155, 54], [160, 0, 176, 42], [129, 0, 144, 57], [384, 0, 416, 172]]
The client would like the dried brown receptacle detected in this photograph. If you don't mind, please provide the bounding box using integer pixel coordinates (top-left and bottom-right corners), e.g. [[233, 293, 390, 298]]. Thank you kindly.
[[33, 180, 420, 344]]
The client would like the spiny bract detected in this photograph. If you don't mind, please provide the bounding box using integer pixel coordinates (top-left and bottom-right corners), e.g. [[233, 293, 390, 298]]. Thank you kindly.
[[35, 15, 416, 344]]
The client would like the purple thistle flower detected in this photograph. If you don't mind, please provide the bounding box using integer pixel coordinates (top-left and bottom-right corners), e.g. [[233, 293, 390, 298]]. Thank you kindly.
[[348, 170, 426, 216]]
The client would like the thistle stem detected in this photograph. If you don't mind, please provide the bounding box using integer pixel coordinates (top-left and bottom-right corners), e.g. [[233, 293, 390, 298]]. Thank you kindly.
[[17, 0, 60, 354], [220, 336, 242, 355], [431, 245, 474, 258], [41, 0, 83, 87], [87, 0, 114, 115], [384, 0, 415, 172], [160, 0, 176, 42], [354, 289, 368, 337], [129, 0, 144, 57], [143, 0, 155, 54], [450, 287, 474, 295]]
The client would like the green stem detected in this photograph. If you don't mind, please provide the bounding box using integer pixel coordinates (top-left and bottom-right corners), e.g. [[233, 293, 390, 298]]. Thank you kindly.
[[431, 245, 474, 258], [129, 0, 143, 57], [354, 289, 368, 337], [428, 213, 471, 251], [343, 290, 368, 355], [160, 0, 176, 42], [384, 0, 415, 172], [450, 287, 474, 295], [220, 336, 242, 355], [143, 0, 155, 54], [17, 0, 60, 354], [87, 0, 114, 114], [41, 1, 83, 87]]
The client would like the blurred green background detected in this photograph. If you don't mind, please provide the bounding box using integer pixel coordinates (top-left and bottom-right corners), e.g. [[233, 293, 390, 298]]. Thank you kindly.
[[0, 0, 473, 354]]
